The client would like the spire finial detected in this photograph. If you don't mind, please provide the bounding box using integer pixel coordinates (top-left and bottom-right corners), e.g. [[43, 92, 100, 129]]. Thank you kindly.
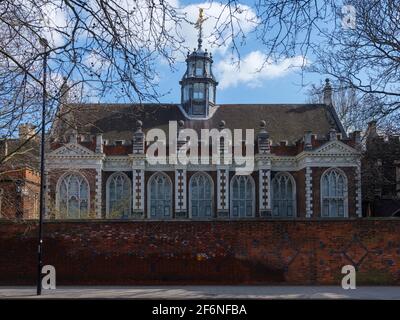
[[195, 8, 207, 50]]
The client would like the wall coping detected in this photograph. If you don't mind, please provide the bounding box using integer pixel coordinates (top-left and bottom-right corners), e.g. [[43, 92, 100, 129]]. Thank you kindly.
[[1, 217, 400, 224]]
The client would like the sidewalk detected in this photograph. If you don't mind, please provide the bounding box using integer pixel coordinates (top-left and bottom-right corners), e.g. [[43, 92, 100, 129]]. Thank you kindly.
[[1, 286, 399, 299]]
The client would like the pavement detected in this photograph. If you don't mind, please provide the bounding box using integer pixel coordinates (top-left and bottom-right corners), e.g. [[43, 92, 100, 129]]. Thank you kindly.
[[0, 286, 400, 299]]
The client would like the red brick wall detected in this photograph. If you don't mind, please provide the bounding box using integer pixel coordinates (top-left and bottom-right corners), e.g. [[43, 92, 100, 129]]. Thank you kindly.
[[0, 219, 399, 285]]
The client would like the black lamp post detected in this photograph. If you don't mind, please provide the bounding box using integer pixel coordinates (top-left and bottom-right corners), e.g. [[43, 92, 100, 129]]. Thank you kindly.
[[37, 37, 48, 296]]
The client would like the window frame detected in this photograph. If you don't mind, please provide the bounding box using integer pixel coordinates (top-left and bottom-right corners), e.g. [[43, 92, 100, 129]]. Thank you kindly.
[[189, 172, 214, 219], [320, 168, 348, 218], [271, 172, 297, 218], [56, 171, 90, 219], [229, 174, 255, 218], [106, 172, 132, 218], [147, 172, 173, 219]]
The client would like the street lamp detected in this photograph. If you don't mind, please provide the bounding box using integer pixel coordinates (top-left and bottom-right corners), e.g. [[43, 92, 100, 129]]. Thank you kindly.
[[37, 37, 49, 296]]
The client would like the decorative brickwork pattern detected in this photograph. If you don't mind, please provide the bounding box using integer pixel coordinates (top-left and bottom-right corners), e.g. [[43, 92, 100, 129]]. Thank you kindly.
[[175, 169, 187, 218], [305, 167, 313, 217], [217, 168, 229, 217], [259, 169, 271, 216], [0, 220, 399, 285]]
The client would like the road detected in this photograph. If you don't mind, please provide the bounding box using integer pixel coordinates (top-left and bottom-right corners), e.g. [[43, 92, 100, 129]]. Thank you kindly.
[[1, 286, 399, 299]]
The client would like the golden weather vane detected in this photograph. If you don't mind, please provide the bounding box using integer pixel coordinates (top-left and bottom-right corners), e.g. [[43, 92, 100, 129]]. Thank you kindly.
[[195, 8, 208, 50]]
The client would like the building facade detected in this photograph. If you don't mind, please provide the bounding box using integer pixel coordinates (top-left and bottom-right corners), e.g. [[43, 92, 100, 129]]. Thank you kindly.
[[46, 33, 362, 220], [0, 124, 40, 219], [362, 121, 400, 217]]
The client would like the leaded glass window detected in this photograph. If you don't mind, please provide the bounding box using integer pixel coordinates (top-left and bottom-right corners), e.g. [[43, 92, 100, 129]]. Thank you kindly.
[[58, 173, 89, 218], [321, 169, 347, 217], [230, 175, 254, 218], [190, 173, 213, 218], [107, 172, 131, 217], [271, 172, 296, 217], [148, 172, 172, 218]]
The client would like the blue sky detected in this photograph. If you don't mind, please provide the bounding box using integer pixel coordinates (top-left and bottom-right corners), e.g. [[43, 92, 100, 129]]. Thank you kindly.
[[155, 0, 325, 105]]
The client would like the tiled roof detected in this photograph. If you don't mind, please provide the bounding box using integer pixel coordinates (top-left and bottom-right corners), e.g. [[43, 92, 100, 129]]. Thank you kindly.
[[52, 103, 345, 145]]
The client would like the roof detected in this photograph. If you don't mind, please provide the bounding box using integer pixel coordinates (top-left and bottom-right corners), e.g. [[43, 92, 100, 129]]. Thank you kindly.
[[0, 138, 40, 171], [51, 103, 345, 145]]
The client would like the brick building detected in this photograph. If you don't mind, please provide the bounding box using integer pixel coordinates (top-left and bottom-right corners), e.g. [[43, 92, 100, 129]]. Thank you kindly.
[[362, 121, 400, 217], [44, 25, 363, 220], [0, 124, 40, 219]]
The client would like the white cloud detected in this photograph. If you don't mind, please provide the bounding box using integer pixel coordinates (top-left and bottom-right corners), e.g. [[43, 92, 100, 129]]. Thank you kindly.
[[178, 2, 258, 56], [215, 51, 308, 90], [40, 1, 69, 47]]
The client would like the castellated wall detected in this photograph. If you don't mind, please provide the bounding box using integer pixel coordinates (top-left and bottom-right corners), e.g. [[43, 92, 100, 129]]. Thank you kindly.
[[0, 219, 399, 285]]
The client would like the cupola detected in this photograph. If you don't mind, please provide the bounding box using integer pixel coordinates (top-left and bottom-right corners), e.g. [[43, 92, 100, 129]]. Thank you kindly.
[[179, 8, 218, 118]]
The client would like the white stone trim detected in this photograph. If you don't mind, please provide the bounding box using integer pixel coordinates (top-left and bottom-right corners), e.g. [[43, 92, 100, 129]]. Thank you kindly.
[[355, 164, 362, 217], [217, 168, 229, 211], [95, 168, 102, 218], [175, 169, 187, 213], [131, 168, 145, 212], [259, 169, 271, 210], [140, 170, 145, 211], [305, 167, 313, 218]]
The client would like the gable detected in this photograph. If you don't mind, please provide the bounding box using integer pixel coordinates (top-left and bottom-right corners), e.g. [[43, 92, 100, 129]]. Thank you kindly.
[[314, 140, 359, 155], [48, 143, 96, 157]]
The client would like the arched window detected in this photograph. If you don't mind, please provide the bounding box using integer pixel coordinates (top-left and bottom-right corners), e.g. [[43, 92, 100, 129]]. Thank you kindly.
[[321, 168, 348, 217], [190, 173, 213, 218], [106, 172, 131, 218], [271, 172, 296, 217], [148, 172, 172, 219], [230, 175, 255, 218], [57, 173, 89, 218]]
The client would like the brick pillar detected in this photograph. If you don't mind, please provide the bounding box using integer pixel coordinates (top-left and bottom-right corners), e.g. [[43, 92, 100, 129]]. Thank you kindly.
[[175, 168, 187, 218], [132, 168, 144, 218], [259, 168, 271, 217], [305, 167, 313, 218], [217, 167, 229, 218]]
